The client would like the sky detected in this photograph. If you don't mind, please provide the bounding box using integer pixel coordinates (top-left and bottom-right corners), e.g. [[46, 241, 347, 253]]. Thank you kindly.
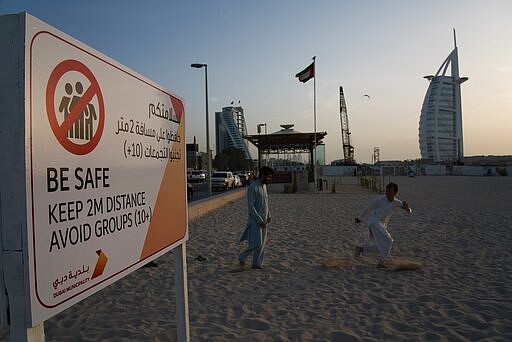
[[2, 0, 511, 163]]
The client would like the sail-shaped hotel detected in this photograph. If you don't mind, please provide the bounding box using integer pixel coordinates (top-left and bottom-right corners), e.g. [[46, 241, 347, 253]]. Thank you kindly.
[[419, 31, 468, 162]]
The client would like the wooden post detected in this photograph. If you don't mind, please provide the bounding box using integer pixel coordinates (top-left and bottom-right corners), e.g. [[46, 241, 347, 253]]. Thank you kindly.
[[4, 251, 45, 341], [175, 243, 190, 342], [1, 14, 43, 341], [27, 324, 45, 342]]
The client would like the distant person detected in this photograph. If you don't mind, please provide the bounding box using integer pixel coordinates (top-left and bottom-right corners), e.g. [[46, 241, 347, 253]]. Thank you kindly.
[[238, 166, 274, 270], [353, 182, 412, 268], [187, 183, 193, 201]]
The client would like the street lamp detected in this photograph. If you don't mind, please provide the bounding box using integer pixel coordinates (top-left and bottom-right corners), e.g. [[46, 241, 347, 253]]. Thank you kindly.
[[191, 63, 212, 197]]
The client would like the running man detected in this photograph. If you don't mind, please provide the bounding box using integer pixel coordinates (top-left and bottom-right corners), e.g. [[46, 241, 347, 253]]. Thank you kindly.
[[354, 182, 412, 268]]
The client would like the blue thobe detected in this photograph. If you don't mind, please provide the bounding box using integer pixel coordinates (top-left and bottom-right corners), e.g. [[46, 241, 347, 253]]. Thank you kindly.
[[239, 180, 270, 267]]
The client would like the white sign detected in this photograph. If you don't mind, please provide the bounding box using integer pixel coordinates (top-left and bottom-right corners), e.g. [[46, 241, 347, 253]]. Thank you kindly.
[[25, 14, 187, 325]]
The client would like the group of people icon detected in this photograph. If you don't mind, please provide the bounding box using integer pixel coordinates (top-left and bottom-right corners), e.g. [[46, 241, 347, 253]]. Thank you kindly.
[[58, 82, 97, 140]]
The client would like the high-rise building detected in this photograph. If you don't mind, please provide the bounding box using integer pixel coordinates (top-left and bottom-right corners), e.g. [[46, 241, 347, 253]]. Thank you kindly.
[[215, 106, 252, 159], [419, 31, 468, 162], [186, 136, 199, 170]]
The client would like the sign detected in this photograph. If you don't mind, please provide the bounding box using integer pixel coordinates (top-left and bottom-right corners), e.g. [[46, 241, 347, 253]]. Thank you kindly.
[[26, 14, 187, 324]]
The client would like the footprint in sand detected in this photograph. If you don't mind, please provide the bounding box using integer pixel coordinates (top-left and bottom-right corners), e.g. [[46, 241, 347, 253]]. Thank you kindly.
[[328, 330, 360, 341], [239, 318, 271, 331]]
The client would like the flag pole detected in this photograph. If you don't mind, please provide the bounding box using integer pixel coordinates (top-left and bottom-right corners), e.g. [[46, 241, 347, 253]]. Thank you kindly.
[[312, 56, 317, 191], [295, 57, 317, 191]]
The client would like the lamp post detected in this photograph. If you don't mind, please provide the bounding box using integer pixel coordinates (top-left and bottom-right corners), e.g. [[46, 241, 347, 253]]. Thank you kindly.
[[191, 63, 212, 197]]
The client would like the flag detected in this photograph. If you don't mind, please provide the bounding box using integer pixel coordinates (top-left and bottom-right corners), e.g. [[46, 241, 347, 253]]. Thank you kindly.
[[295, 62, 315, 83]]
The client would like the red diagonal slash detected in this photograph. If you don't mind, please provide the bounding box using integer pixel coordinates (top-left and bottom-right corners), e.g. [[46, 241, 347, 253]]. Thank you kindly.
[[56, 84, 98, 141]]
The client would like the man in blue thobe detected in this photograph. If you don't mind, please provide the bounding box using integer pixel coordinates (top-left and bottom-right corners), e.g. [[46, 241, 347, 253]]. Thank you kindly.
[[239, 166, 273, 269]]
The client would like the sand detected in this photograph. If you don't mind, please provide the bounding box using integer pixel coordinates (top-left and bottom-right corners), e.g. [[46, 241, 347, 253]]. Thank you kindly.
[[1, 176, 511, 341]]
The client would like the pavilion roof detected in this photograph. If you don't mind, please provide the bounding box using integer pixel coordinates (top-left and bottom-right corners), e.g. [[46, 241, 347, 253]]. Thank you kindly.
[[245, 131, 327, 152]]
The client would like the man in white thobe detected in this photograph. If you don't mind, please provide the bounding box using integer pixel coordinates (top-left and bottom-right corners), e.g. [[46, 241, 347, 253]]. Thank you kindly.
[[354, 182, 412, 268]]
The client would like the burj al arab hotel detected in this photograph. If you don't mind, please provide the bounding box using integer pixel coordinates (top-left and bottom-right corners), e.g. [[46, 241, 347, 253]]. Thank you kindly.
[[419, 30, 468, 162]]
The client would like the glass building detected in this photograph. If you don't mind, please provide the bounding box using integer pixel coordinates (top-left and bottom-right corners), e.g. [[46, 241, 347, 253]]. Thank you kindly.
[[215, 106, 252, 159], [419, 32, 468, 162]]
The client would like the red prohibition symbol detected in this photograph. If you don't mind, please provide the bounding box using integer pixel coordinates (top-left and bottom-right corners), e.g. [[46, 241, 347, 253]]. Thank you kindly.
[[46, 59, 105, 155]]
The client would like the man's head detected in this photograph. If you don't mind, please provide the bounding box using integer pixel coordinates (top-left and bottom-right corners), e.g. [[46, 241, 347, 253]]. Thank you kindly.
[[385, 182, 398, 201], [258, 166, 274, 184]]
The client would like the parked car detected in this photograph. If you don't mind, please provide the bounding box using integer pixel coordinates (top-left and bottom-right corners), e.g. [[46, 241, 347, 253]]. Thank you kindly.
[[236, 172, 250, 186], [233, 174, 242, 187], [188, 170, 206, 182], [211, 171, 235, 190]]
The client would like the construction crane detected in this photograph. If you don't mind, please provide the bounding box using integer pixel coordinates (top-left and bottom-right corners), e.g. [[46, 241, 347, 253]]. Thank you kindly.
[[339, 86, 355, 164]]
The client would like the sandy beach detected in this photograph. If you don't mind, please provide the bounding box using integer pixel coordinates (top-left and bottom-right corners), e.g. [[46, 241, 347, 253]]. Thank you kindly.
[[1, 176, 511, 341]]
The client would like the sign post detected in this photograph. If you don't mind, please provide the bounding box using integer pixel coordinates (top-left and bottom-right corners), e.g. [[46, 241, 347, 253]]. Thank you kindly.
[[0, 12, 189, 341], [175, 243, 190, 342]]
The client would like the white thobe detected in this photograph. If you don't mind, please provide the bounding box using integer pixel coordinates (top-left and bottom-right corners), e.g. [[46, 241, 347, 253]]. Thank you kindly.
[[359, 195, 405, 262]]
